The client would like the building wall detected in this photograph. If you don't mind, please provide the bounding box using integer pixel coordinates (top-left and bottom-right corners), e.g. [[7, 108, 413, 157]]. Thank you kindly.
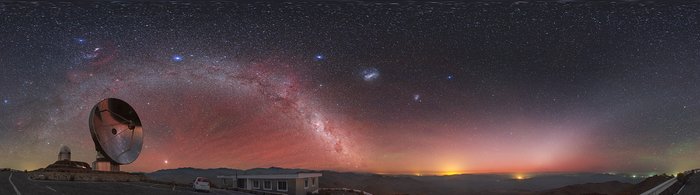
[[218, 178, 235, 189], [311, 177, 320, 193], [294, 178, 305, 195], [247, 178, 297, 194], [294, 177, 319, 195], [58, 152, 70, 161], [287, 179, 298, 195], [236, 176, 319, 195]]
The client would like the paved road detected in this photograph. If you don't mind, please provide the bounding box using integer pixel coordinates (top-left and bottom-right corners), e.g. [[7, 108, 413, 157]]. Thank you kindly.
[[677, 174, 700, 195], [1, 171, 19, 195], [0, 171, 250, 195]]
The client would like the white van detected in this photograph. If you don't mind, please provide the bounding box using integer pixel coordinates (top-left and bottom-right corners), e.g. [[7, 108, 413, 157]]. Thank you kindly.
[[193, 177, 211, 192]]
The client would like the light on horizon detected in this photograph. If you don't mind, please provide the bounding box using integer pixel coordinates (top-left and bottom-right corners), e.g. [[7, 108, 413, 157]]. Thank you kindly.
[[441, 171, 463, 176], [439, 162, 465, 176]]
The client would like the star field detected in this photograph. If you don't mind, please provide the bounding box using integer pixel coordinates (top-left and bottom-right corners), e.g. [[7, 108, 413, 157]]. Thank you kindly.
[[1, 1, 700, 175]]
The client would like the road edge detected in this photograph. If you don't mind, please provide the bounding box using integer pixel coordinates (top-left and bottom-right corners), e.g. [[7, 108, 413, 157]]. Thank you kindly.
[[9, 172, 22, 195]]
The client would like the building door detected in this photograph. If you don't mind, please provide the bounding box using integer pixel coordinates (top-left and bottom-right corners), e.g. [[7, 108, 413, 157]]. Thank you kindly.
[[237, 178, 246, 188]]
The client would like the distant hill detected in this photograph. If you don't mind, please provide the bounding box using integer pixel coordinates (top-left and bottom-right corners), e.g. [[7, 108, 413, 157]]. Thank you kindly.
[[539, 181, 634, 195], [538, 174, 675, 195], [146, 167, 242, 187], [146, 167, 643, 195], [321, 171, 440, 195], [616, 175, 673, 195]]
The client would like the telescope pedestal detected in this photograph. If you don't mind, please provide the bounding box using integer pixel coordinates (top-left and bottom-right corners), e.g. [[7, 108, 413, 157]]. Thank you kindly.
[[93, 153, 120, 172]]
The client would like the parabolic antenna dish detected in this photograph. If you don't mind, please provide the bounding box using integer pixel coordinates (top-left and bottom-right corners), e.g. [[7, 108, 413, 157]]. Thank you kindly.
[[89, 98, 143, 165]]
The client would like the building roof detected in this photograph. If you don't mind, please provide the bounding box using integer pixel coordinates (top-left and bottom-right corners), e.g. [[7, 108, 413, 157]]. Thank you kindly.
[[217, 172, 321, 179], [60, 145, 71, 153]]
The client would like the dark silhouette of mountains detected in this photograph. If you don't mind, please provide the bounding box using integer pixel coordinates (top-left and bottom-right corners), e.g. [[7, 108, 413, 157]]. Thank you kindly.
[[146, 167, 646, 195], [539, 181, 634, 195], [539, 174, 674, 195]]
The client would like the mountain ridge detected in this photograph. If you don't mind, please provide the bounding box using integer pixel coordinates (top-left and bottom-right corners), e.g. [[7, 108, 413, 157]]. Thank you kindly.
[[145, 167, 644, 195]]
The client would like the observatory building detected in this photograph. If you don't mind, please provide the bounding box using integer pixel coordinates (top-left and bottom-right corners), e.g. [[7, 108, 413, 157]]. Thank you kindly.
[[58, 145, 71, 161], [44, 145, 91, 172]]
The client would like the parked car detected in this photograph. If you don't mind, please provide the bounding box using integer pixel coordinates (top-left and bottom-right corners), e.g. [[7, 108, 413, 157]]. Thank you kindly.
[[193, 177, 211, 192]]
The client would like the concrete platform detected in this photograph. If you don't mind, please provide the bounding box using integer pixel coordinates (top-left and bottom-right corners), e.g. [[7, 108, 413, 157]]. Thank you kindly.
[[28, 170, 146, 182], [1, 171, 251, 195]]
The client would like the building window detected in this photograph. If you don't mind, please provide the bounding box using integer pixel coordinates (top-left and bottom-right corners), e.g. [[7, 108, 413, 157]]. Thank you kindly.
[[304, 178, 309, 189], [312, 178, 316, 186], [277, 181, 288, 192], [263, 180, 272, 190], [252, 180, 260, 189]]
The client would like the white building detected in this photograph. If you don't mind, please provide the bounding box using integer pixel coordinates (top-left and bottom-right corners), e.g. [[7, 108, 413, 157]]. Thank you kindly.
[[218, 172, 321, 195], [58, 145, 71, 161]]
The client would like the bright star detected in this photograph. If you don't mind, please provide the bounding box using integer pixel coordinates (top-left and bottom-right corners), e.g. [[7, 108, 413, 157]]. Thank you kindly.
[[172, 55, 184, 62], [75, 38, 86, 44], [413, 94, 421, 102], [314, 54, 325, 61], [3, 99, 8, 104], [447, 75, 454, 80]]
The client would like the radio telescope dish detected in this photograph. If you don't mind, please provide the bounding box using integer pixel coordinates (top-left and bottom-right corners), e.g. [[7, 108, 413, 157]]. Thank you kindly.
[[89, 98, 143, 170]]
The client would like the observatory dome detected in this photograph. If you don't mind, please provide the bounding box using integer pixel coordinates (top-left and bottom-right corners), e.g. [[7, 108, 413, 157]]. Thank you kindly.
[[58, 145, 71, 161]]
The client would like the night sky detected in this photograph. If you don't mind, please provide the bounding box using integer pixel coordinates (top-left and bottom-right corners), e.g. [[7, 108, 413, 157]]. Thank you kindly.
[[1, 1, 700, 175]]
